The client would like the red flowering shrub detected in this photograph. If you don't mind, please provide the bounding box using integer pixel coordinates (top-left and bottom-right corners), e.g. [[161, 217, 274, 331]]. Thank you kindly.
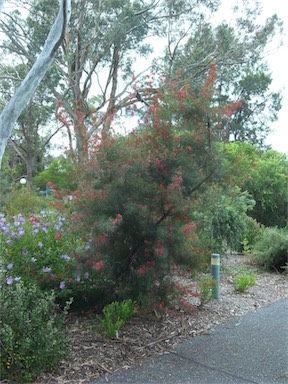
[[67, 69, 240, 311]]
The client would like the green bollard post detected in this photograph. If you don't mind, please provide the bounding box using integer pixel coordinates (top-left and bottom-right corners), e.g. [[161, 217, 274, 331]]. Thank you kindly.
[[211, 253, 220, 299]]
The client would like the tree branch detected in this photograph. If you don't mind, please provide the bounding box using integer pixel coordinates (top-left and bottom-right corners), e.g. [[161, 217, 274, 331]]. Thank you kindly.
[[0, 0, 71, 168]]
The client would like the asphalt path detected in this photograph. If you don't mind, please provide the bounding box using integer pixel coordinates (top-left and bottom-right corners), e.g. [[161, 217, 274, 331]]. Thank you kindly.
[[91, 298, 288, 384]]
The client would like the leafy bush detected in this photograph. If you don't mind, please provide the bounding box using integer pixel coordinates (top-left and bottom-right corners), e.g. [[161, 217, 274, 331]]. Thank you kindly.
[[0, 211, 78, 292], [240, 216, 263, 253], [33, 157, 78, 191], [233, 272, 256, 293], [197, 275, 216, 306], [3, 187, 50, 217], [222, 143, 288, 228], [252, 227, 288, 271], [101, 299, 136, 338], [0, 211, 109, 310], [211, 189, 254, 253], [0, 282, 71, 382]]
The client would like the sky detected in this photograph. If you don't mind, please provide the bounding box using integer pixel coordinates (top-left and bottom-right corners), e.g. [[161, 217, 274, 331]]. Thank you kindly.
[[217, 0, 287, 153], [259, 1, 288, 153]]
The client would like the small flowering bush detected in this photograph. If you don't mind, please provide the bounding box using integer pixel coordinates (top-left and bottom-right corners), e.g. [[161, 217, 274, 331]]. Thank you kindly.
[[0, 211, 76, 289], [0, 210, 109, 309], [0, 210, 79, 292], [0, 282, 70, 382]]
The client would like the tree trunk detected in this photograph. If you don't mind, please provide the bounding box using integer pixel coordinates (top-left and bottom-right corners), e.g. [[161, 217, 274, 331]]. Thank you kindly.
[[0, 0, 71, 169]]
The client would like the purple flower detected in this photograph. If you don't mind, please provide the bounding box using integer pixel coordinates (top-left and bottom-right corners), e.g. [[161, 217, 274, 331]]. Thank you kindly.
[[31, 257, 37, 263], [59, 281, 65, 290], [60, 254, 70, 261], [6, 277, 13, 285], [6, 239, 11, 245], [7, 263, 13, 270], [41, 227, 47, 233], [38, 242, 43, 248], [22, 248, 28, 256], [14, 221, 20, 227], [42, 266, 52, 273], [75, 274, 81, 282], [14, 277, 21, 282], [84, 272, 89, 279], [17, 229, 25, 237]]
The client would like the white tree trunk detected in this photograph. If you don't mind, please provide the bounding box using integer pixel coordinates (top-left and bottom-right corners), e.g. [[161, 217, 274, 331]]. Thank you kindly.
[[0, 0, 71, 168], [0, 0, 5, 15]]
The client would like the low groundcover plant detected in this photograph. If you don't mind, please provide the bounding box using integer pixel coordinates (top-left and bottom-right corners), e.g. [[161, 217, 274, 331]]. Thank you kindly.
[[101, 299, 136, 338]]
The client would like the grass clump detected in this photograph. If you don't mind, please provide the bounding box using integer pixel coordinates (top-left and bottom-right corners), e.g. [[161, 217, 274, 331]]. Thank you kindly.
[[233, 272, 256, 293]]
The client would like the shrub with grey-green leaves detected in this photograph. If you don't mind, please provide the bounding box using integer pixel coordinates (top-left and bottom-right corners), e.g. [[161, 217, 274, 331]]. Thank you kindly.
[[0, 282, 71, 383], [252, 227, 288, 271]]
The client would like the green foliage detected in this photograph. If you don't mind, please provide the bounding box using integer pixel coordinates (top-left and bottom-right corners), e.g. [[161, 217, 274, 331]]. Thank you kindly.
[[245, 150, 288, 228], [33, 157, 78, 191], [168, 13, 283, 146], [233, 273, 256, 293], [0, 282, 70, 382], [222, 142, 288, 228], [71, 74, 224, 307], [0, 211, 78, 292], [0, 210, 111, 311], [201, 184, 254, 253], [197, 276, 216, 306], [240, 216, 263, 253], [252, 227, 288, 271], [101, 299, 136, 338], [3, 187, 50, 217]]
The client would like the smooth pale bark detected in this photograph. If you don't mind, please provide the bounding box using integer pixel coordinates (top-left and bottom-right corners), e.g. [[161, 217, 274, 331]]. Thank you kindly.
[[0, 0, 4, 15], [0, 0, 71, 168]]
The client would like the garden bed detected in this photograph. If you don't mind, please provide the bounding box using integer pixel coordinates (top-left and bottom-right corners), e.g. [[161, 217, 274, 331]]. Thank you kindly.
[[33, 253, 288, 384]]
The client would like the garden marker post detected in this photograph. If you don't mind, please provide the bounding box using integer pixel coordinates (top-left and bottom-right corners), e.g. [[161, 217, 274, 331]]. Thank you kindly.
[[211, 253, 220, 299]]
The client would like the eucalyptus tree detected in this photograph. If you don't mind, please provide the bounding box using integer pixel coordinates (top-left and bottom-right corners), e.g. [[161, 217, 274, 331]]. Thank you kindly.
[[0, 0, 220, 161], [161, 2, 283, 146], [0, 63, 62, 185], [0, 0, 71, 169]]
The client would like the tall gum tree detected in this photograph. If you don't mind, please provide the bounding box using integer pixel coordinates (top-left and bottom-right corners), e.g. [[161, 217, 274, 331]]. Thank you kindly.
[[0, 0, 220, 162], [0, 0, 71, 169], [160, 1, 283, 147]]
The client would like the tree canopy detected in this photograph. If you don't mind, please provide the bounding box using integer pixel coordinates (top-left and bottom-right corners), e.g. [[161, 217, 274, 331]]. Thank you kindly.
[[0, 0, 283, 171]]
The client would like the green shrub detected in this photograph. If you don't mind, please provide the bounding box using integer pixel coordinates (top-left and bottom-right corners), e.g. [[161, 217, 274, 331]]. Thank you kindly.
[[233, 272, 256, 293], [0, 211, 78, 292], [101, 299, 136, 338], [3, 187, 50, 217], [252, 227, 288, 271], [0, 282, 71, 383], [197, 276, 216, 306], [239, 216, 263, 253]]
